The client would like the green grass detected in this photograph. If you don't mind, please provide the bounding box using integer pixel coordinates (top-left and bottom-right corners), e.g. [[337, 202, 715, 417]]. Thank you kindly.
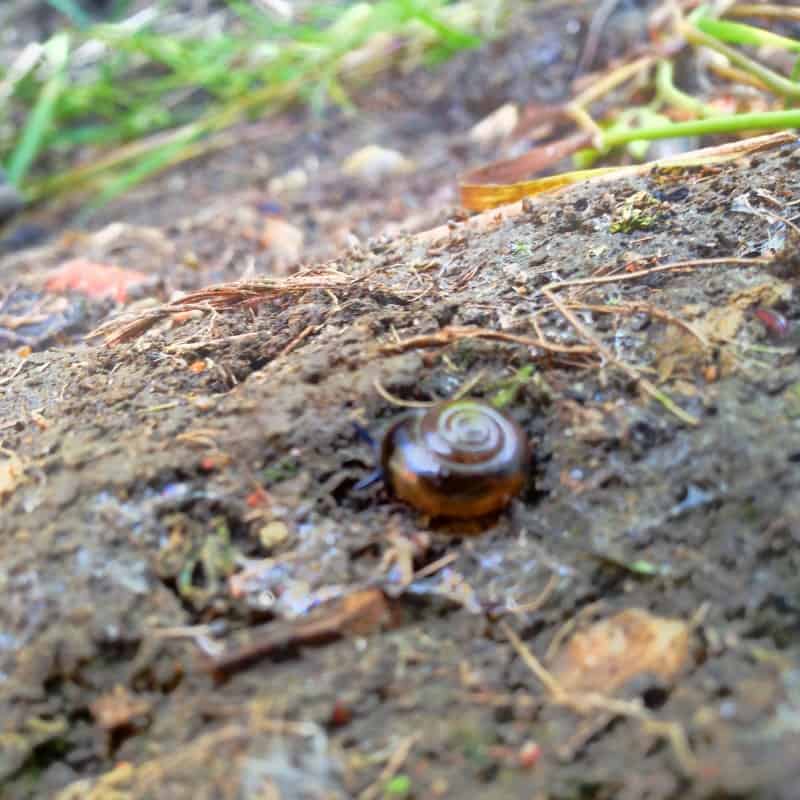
[[0, 1, 492, 214]]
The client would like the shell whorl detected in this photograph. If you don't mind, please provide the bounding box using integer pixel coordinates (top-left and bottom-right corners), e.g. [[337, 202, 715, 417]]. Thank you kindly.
[[379, 399, 530, 518], [417, 400, 516, 471]]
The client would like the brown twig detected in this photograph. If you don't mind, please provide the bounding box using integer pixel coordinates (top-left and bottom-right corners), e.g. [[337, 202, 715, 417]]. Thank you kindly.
[[202, 588, 394, 680], [573, 0, 624, 77], [358, 734, 421, 800], [541, 285, 700, 426], [724, 3, 800, 22], [0, 358, 27, 386], [509, 573, 560, 616], [165, 331, 263, 353], [277, 323, 321, 359], [726, 4, 800, 21], [412, 551, 458, 581], [372, 378, 438, 408], [378, 325, 596, 358], [417, 132, 795, 245], [175, 428, 223, 449], [566, 301, 711, 349], [372, 370, 488, 409], [500, 620, 566, 699], [551, 257, 770, 295], [534, 255, 772, 424], [745, 205, 800, 238]]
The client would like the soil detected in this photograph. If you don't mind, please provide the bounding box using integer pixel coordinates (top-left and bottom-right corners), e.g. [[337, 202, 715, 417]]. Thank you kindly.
[[3, 3, 800, 799]]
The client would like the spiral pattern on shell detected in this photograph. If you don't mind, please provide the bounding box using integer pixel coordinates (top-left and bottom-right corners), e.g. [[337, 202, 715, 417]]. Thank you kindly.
[[380, 399, 530, 518], [419, 401, 515, 470]]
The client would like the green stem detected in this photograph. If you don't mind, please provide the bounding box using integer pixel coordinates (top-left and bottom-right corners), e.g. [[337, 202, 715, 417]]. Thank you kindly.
[[680, 19, 800, 101], [654, 60, 718, 118], [601, 109, 800, 149]]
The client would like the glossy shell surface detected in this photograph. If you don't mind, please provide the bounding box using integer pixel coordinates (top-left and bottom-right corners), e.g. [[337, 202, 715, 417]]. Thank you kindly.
[[380, 399, 530, 518]]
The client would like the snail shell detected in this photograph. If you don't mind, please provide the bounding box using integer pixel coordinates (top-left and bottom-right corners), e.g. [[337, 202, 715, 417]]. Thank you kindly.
[[380, 399, 530, 518]]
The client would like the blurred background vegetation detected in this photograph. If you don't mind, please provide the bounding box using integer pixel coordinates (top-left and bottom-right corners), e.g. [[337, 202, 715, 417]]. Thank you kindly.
[[1, 1, 799, 216], [0, 0, 500, 211]]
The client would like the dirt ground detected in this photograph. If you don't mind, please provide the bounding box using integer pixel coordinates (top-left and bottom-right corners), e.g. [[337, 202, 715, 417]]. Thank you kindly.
[[3, 3, 800, 799]]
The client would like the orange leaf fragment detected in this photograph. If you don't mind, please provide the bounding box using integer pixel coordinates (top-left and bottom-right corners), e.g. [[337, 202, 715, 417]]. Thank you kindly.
[[45, 259, 152, 303], [246, 487, 270, 508]]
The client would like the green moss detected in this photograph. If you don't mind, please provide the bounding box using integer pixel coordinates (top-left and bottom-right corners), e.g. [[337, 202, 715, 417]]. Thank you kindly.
[[261, 456, 301, 484], [610, 191, 665, 234]]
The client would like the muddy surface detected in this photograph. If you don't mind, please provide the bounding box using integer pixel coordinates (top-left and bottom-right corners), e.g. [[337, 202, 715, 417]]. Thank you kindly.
[[3, 4, 800, 799]]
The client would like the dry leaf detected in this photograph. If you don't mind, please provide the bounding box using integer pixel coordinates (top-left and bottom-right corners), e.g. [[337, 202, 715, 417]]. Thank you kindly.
[[0, 450, 24, 502], [656, 353, 678, 383], [45, 259, 152, 303], [259, 520, 289, 549], [553, 609, 690, 694], [672, 379, 700, 398]]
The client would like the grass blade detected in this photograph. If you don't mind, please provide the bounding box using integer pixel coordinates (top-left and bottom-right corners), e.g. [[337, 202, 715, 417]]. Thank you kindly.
[[5, 34, 70, 187]]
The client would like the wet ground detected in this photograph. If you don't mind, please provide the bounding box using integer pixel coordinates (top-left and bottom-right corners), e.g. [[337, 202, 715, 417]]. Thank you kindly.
[[3, 3, 800, 799]]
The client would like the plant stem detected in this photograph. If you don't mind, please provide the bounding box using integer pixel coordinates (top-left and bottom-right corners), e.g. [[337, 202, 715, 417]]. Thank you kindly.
[[725, 4, 800, 24], [654, 60, 718, 118], [573, 55, 656, 109], [679, 19, 800, 100], [601, 109, 800, 149]]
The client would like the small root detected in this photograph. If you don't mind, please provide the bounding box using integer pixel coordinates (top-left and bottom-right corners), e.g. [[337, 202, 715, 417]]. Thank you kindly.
[[499, 620, 699, 776]]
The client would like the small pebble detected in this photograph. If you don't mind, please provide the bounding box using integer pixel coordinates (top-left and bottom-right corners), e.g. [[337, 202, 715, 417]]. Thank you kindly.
[[341, 145, 415, 181]]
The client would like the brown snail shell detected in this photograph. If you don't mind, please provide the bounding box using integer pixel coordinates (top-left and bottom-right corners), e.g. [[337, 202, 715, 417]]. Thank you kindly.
[[380, 399, 530, 518]]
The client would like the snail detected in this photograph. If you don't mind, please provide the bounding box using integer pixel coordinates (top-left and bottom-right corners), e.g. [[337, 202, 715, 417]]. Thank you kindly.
[[358, 399, 530, 518]]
